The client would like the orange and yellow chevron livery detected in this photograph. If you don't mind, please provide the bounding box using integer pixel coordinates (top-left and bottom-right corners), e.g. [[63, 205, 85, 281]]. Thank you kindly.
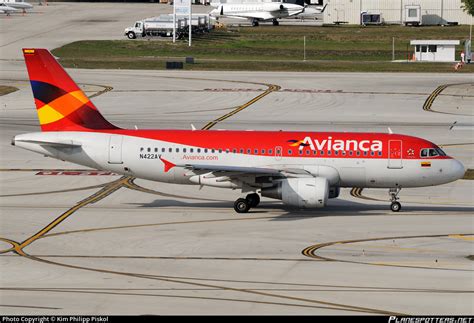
[[22, 48, 118, 132]]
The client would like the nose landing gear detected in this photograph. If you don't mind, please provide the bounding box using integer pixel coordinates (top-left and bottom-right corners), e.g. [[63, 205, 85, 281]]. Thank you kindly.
[[233, 193, 260, 213], [389, 187, 401, 212]]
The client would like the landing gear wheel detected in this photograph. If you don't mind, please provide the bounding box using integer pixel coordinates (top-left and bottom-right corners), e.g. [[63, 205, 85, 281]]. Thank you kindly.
[[246, 193, 260, 208], [390, 201, 401, 212], [252, 20, 259, 27], [388, 187, 402, 212], [272, 19, 279, 26], [234, 198, 250, 213]]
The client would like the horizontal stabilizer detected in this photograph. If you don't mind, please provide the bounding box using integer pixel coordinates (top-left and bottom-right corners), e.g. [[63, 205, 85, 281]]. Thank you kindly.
[[14, 139, 82, 148]]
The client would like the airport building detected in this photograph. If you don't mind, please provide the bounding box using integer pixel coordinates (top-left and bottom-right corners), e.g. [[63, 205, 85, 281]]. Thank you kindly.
[[323, 0, 473, 25]]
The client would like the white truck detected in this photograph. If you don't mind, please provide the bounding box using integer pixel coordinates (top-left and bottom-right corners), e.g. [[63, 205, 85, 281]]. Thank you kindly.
[[404, 5, 421, 26], [157, 14, 211, 34], [124, 17, 188, 39]]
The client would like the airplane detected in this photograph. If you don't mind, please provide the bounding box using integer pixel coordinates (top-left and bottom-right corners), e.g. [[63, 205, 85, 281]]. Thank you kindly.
[[0, 3, 19, 15], [209, 0, 305, 26], [0, 0, 33, 13], [13, 48, 465, 213], [294, 3, 327, 20]]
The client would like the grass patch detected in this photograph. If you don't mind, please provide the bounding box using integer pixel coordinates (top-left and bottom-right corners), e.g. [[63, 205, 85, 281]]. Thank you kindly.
[[462, 169, 474, 180], [0, 86, 19, 96], [52, 25, 474, 72]]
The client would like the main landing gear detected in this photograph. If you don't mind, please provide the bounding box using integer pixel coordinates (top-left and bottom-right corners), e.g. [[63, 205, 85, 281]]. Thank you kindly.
[[251, 19, 259, 27], [389, 187, 401, 212], [272, 19, 279, 26], [234, 193, 260, 213]]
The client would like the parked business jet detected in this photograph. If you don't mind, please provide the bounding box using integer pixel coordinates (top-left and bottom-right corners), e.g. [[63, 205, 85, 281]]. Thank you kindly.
[[210, 1, 305, 26], [14, 49, 465, 213], [0, 3, 18, 15], [0, 0, 33, 13]]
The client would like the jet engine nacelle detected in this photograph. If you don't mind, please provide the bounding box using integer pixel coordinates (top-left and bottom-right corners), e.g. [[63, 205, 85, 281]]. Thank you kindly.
[[262, 177, 329, 208]]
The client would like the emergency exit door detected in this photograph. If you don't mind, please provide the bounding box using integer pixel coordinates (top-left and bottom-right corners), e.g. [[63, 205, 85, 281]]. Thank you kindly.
[[388, 140, 403, 169], [108, 135, 123, 164]]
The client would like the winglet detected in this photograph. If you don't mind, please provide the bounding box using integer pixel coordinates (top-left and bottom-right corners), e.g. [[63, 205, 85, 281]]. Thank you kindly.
[[159, 156, 176, 173]]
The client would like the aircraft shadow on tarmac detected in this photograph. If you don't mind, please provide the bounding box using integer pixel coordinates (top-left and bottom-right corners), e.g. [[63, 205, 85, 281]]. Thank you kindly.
[[128, 199, 474, 218]]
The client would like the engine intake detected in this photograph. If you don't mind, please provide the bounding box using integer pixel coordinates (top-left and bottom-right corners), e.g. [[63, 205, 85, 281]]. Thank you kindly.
[[262, 177, 329, 208]]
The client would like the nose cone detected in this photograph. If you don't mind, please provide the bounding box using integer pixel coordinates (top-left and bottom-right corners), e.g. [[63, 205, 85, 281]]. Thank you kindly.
[[450, 159, 465, 181]]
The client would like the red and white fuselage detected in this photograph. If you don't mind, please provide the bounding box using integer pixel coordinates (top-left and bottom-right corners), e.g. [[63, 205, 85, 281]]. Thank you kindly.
[[13, 49, 465, 212]]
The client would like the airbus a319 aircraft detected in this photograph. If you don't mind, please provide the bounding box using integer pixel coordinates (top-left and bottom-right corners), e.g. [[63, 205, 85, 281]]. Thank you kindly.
[[14, 49, 465, 213]]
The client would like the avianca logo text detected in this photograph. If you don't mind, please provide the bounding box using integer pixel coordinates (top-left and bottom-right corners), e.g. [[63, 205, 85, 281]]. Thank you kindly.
[[288, 136, 383, 152]]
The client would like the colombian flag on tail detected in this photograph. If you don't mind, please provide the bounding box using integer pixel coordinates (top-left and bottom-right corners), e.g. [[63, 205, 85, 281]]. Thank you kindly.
[[22, 48, 118, 132]]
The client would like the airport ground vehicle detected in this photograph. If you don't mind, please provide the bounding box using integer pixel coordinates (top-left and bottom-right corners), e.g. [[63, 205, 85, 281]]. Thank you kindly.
[[125, 14, 211, 39], [125, 17, 188, 39]]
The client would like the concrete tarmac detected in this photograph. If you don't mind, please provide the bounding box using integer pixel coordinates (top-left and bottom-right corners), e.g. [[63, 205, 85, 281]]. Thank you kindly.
[[1, 2, 473, 315]]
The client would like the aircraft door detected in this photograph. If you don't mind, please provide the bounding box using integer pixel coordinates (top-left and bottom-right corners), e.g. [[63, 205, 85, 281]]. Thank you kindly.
[[275, 146, 282, 161], [108, 135, 123, 164], [388, 140, 403, 169]]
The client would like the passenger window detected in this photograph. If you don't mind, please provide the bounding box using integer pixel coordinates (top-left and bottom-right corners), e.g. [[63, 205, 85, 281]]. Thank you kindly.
[[212, 149, 215, 153], [154, 148, 158, 153], [363, 151, 367, 156], [197, 148, 201, 153], [183, 148, 186, 153], [334, 151, 338, 156], [176, 148, 179, 153], [247, 149, 251, 154], [254, 149, 258, 154], [378, 152, 382, 156], [140, 147, 144, 152], [190, 148, 194, 153], [327, 151, 332, 156], [168, 148, 172, 153], [313, 150, 317, 155], [306, 150, 310, 155], [268, 149, 273, 154], [299, 150, 303, 155], [370, 151, 374, 156], [219, 149, 222, 153], [320, 151, 324, 156], [162, 148, 165, 153], [204, 148, 208, 153], [147, 148, 151, 152], [356, 151, 360, 156], [288, 149, 292, 155], [261, 149, 265, 154], [233, 149, 237, 153], [226, 149, 230, 153]]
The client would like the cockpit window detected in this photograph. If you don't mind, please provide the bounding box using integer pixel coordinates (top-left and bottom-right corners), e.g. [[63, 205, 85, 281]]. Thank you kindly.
[[421, 148, 444, 158], [428, 149, 439, 157]]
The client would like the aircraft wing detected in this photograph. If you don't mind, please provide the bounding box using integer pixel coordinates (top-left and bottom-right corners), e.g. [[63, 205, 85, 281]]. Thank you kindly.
[[181, 163, 313, 178]]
